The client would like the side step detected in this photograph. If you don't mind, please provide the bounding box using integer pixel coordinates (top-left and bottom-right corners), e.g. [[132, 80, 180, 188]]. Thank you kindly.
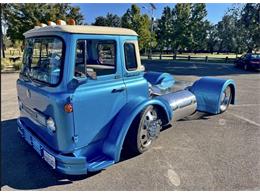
[[88, 154, 115, 172]]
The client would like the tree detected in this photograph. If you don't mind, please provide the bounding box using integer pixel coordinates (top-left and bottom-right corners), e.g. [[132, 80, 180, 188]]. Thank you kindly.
[[240, 3, 260, 52], [93, 13, 121, 27], [171, 3, 192, 53], [190, 4, 209, 52], [216, 15, 237, 53], [156, 6, 173, 54], [206, 24, 219, 53], [227, 5, 248, 54], [2, 3, 84, 42], [121, 4, 151, 51], [1, 4, 5, 58]]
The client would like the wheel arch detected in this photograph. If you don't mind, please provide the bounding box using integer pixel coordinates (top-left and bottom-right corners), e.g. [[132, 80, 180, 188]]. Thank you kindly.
[[102, 97, 172, 162]]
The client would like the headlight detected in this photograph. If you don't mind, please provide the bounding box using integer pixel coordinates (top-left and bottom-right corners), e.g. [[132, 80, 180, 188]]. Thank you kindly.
[[46, 117, 56, 132]]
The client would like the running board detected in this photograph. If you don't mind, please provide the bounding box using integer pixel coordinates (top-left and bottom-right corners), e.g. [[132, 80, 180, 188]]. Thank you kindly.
[[88, 154, 115, 172]]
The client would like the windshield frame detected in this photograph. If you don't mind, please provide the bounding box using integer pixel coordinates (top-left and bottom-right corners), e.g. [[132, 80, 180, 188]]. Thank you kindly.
[[20, 35, 66, 87]]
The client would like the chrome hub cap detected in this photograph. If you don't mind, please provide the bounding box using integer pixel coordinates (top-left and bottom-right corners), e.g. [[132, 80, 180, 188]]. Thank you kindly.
[[220, 86, 232, 112], [140, 107, 161, 148]]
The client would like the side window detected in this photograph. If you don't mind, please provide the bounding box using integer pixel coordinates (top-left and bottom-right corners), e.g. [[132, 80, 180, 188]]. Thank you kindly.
[[97, 42, 115, 65], [74, 40, 116, 77], [31, 41, 41, 67], [124, 43, 137, 71], [75, 40, 86, 77]]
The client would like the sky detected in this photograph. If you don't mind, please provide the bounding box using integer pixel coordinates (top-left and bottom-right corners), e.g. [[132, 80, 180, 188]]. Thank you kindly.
[[72, 3, 239, 25]]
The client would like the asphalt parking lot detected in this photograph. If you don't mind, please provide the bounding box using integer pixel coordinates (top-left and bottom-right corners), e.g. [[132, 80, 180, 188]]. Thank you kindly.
[[1, 60, 260, 190]]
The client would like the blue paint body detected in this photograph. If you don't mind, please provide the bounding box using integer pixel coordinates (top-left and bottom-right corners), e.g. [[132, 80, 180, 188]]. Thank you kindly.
[[144, 71, 175, 90], [16, 31, 236, 175]]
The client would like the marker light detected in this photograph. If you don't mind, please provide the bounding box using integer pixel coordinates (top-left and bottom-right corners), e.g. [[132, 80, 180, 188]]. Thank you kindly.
[[48, 21, 56, 26], [56, 20, 66, 25], [67, 19, 76, 25], [40, 23, 47, 27], [64, 103, 73, 113]]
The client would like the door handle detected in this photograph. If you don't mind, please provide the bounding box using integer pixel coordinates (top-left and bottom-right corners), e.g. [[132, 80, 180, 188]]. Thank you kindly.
[[112, 87, 126, 93]]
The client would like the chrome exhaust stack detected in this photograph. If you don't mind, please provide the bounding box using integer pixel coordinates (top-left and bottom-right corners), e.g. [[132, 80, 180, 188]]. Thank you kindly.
[[160, 90, 197, 121]]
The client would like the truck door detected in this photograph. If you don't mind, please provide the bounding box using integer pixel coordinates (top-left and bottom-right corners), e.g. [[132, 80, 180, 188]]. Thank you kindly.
[[72, 38, 127, 148]]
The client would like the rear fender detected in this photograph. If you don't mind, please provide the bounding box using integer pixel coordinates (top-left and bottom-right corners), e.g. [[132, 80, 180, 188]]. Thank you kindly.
[[189, 77, 236, 114], [103, 97, 172, 162]]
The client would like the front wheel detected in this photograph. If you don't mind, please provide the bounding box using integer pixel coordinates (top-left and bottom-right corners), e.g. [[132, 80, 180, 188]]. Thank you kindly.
[[124, 105, 162, 155], [220, 86, 232, 113]]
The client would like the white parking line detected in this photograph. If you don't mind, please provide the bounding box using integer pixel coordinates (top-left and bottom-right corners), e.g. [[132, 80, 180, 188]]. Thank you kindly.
[[229, 112, 260, 127], [233, 104, 260, 107]]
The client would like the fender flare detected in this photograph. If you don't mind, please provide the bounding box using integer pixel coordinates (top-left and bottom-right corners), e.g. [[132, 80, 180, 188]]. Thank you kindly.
[[189, 77, 236, 114], [103, 96, 173, 162]]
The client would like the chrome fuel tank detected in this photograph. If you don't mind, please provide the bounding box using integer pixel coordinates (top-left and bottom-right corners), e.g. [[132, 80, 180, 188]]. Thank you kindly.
[[160, 90, 197, 121]]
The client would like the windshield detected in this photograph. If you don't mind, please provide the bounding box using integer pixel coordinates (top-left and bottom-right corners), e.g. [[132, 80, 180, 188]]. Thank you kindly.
[[21, 37, 64, 86]]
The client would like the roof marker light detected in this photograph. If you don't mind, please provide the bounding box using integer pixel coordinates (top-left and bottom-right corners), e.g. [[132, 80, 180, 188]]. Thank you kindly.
[[48, 21, 56, 26], [67, 19, 76, 25], [40, 23, 47, 27], [56, 20, 66, 25]]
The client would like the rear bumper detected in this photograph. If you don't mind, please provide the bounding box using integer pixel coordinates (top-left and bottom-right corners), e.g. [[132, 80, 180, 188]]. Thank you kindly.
[[17, 118, 88, 175]]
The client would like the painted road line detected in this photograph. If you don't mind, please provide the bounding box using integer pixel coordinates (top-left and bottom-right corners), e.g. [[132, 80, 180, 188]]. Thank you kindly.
[[229, 112, 260, 127]]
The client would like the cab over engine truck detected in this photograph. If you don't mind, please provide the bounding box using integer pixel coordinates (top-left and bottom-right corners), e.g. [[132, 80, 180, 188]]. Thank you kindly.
[[17, 23, 236, 175]]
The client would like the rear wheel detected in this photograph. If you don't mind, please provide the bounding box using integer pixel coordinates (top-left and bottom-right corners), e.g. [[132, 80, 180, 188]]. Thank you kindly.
[[220, 86, 232, 113], [124, 105, 162, 155]]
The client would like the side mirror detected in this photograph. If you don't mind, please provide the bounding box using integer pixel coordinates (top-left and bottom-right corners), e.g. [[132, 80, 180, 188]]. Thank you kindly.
[[68, 77, 87, 90]]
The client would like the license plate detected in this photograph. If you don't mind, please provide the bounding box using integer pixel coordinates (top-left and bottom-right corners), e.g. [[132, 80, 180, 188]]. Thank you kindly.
[[43, 150, 56, 169]]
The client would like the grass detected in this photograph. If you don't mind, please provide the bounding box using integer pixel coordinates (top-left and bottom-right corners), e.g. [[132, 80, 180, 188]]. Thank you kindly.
[[159, 53, 241, 59], [141, 52, 240, 63]]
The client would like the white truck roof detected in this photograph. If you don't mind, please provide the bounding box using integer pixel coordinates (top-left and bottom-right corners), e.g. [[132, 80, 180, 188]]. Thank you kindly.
[[24, 25, 138, 37]]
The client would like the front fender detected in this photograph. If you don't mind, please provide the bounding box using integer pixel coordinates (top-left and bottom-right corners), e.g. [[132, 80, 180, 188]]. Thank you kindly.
[[189, 77, 236, 114], [103, 96, 172, 162]]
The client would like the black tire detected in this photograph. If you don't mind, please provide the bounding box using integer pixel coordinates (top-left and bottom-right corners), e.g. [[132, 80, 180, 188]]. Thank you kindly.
[[219, 86, 232, 113], [123, 105, 161, 155]]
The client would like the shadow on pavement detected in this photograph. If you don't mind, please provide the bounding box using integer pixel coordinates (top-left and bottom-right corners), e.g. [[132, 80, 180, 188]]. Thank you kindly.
[[142, 60, 259, 76], [0, 119, 99, 190]]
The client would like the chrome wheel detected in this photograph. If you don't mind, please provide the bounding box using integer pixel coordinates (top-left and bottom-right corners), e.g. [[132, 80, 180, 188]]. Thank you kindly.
[[123, 105, 162, 155], [139, 106, 161, 150], [220, 86, 232, 112]]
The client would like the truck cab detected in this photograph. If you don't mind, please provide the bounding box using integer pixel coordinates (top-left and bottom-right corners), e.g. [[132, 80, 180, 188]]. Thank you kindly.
[[17, 23, 236, 175]]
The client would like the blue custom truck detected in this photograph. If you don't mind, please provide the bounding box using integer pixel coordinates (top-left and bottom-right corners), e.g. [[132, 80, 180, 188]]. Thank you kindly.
[[17, 21, 236, 175]]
